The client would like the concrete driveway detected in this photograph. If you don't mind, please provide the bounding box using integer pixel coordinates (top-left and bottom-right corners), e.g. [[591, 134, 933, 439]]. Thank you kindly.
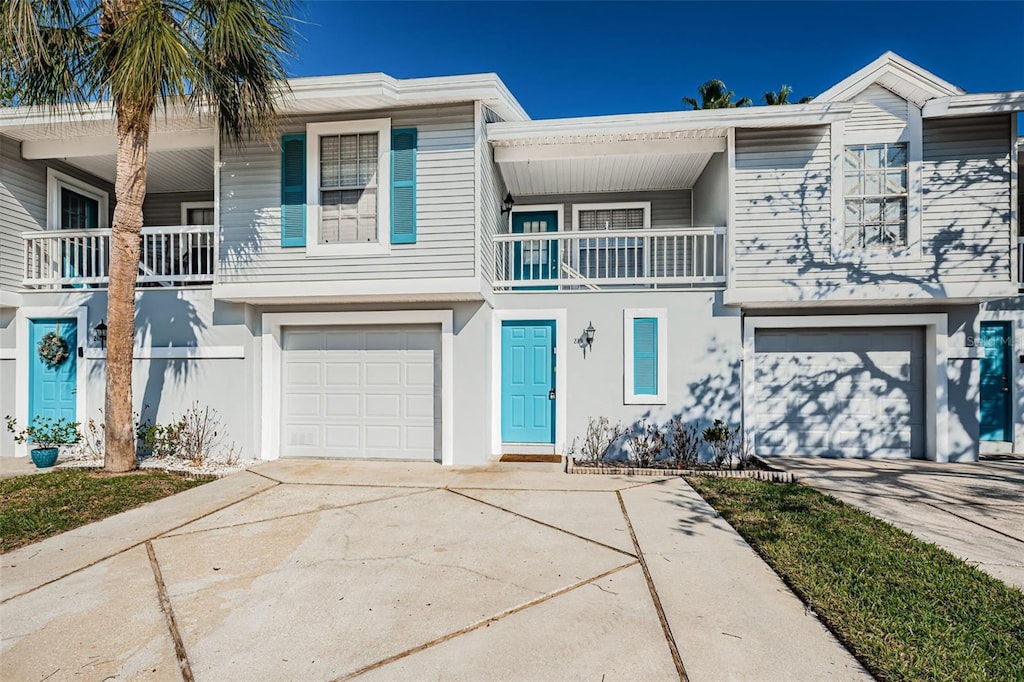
[[1, 460, 867, 681], [770, 457, 1024, 590]]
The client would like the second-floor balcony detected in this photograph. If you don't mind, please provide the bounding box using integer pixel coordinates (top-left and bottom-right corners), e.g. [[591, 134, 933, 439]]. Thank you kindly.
[[493, 226, 726, 291], [23, 225, 215, 290]]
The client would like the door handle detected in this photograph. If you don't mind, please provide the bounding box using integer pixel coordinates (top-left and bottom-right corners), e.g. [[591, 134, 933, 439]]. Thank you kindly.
[[1002, 387, 1010, 393], [548, 388, 556, 400]]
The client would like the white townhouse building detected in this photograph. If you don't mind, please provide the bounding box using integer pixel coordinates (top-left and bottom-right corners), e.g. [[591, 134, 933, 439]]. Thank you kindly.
[[1, 52, 1022, 465]]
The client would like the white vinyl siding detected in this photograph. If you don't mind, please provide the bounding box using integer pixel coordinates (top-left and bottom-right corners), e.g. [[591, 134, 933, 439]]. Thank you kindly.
[[478, 105, 507, 286], [141, 191, 214, 227], [0, 136, 114, 291], [732, 115, 1013, 290], [845, 84, 909, 138], [218, 104, 476, 283]]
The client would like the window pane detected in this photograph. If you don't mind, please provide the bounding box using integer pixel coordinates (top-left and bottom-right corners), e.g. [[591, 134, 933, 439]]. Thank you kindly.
[[844, 224, 862, 248], [862, 198, 882, 223], [886, 144, 907, 167], [844, 172, 862, 195], [863, 171, 884, 196], [885, 170, 907, 193], [864, 145, 884, 169], [844, 147, 862, 171]]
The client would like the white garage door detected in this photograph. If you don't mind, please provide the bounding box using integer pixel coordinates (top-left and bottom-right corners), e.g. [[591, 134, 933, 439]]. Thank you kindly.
[[281, 325, 440, 460], [753, 327, 926, 459]]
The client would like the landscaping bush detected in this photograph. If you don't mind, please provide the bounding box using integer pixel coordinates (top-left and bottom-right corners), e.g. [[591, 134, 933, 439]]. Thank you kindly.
[[666, 417, 701, 468], [568, 416, 625, 465], [625, 419, 667, 467]]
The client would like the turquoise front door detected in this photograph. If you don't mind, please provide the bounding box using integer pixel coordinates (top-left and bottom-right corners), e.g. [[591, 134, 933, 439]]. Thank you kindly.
[[29, 319, 78, 425], [501, 321, 556, 443], [979, 322, 1012, 441], [511, 211, 558, 286]]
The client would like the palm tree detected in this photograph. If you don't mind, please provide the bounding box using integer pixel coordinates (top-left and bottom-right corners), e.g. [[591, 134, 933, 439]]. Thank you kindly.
[[682, 79, 752, 110], [2, 0, 295, 472], [764, 85, 814, 105]]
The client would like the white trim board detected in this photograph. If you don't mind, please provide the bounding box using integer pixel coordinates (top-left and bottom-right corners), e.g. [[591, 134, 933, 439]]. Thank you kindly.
[[47, 169, 109, 229], [261, 310, 454, 465], [14, 304, 90, 457], [742, 313, 951, 463], [490, 309, 568, 459], [509, 204, 564, 231], [84, 345, 244, 360], [213, 277, 486, 304]]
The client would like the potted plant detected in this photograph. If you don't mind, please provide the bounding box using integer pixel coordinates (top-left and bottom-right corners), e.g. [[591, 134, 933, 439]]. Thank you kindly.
[[5, 416, 80, 468]]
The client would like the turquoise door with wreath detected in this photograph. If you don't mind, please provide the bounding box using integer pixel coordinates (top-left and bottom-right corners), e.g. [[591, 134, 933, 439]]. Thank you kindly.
[[28, 319, 78, 424]]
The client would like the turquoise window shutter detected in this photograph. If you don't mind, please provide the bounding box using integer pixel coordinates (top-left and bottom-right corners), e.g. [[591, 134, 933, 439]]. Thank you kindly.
[[633, 317, 658, 395], [280, 133, 306, 247], [391, 128, 417, 244]]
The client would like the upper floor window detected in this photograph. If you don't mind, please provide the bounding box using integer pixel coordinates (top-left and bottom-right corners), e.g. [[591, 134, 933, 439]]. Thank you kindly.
[[844, 143, 908, 249], [573, 202, 651, 279], [319, 132, 378, 244], [306, 119, 391, 255], [46, 169, 109, 230]]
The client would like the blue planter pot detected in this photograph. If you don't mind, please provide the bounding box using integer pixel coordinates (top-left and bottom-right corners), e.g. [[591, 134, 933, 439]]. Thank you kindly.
[[30, 447, 59, 468]]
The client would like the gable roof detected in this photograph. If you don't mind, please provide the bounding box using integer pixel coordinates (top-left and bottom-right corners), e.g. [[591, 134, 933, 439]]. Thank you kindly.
[[814, 51, 965, 107]]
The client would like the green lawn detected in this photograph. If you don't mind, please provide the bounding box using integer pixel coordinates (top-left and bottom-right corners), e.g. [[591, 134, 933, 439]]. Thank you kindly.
[[0, 469, 211, 553], [687, 477, 1024, 682]]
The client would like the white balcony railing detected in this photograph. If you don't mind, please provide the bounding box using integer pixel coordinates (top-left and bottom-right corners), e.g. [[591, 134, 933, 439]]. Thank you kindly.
[[23, 225, 215, 289], [493, 226, 727, 291]]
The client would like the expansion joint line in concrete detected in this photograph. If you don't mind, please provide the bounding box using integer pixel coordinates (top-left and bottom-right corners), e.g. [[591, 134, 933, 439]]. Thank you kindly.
[[332, 560, 638, 681], [922, 501, 1024, 545], [616, 490, 688, 682], [0, 480, 280, 605], [446, 488, 637, 558], [146, 541, 194, 682]]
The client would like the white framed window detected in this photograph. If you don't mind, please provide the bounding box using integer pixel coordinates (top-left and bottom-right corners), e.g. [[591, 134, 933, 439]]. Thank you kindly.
[[180, 201, 215, 226], [623, 307, 667, 404], [573, 202, 651, 279], [305, 118, 391, 256], [831, 103, 923, 261], [46, 169, 109, 230], [844, 143, 908, 248]]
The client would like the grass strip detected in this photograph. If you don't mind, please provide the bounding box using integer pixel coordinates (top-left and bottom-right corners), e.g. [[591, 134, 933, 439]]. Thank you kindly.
[[686, 476, 1024, 682], [1, 469, 210, 553]]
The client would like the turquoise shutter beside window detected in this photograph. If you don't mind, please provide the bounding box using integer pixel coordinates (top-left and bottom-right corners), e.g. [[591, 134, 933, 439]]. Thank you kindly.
[[391, 128, 417, 244], [633, 317, 658, 395], [280, 133, 306, 248]]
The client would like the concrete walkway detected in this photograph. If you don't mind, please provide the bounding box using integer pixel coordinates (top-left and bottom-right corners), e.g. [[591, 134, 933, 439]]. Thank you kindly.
[[0, 456, 47, 479], [770, 457, 1024, 590], [1, 460, 868, 681]]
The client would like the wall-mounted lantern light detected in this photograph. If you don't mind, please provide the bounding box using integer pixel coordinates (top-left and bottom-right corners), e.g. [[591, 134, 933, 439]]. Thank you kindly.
[[94, 320, 107, 349], [500, 192, 515, 215], [578, 321, 596, 357]]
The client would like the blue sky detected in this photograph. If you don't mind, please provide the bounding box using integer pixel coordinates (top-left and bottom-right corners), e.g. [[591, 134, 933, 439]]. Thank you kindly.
[[295, 1, 1024, 119]]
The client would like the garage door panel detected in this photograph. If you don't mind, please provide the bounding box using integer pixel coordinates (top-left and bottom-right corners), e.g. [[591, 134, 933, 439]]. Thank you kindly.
[[281, 325, 440, 460], [754, 327, 925, 459], [365, 394, 401, 418]]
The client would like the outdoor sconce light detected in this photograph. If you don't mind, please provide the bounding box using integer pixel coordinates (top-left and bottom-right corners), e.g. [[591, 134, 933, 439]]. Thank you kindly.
[[578, 321, 596, 357], [500, 192, 515, 215], [94, 320, 107, 349]]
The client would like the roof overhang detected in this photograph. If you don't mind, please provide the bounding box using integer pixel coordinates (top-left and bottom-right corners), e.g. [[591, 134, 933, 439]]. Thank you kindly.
[[922, 91, 1024, 118], [488, 103, 851, 196], [814, 51, 964, 107], [281, 72, 527, 121]]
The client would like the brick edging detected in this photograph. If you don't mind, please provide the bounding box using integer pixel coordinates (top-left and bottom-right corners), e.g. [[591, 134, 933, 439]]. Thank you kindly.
[[568, 465, 795, 483]]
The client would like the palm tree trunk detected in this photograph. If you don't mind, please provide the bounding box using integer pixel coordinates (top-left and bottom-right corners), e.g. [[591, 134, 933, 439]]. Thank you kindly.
[[104, 108, 150, 473]]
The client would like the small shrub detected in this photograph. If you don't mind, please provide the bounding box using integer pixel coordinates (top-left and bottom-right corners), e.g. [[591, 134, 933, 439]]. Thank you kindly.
[[666, 417, 701, 469], [701, 419, 751, 470], [569, 416, 625, 465], [138, 402, 231, 467], [626, 419, 667, 468]]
